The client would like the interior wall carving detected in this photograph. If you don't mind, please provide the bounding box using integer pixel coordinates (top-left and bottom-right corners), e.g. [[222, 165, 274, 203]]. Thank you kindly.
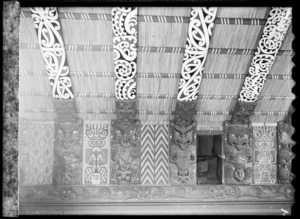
[[253, 125, 277, 184], [277, 121, 295, 184], [112, 7, 138, 100], [52, 99, 77, 123], [53, 118, 83, 185], [82, 122, 111, 185], [224, 121, 253, 184], [30, 7, 74, 99], [231, 100, 257, 124]]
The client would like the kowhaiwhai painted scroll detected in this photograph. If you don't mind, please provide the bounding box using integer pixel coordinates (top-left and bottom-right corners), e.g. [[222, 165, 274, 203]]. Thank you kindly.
[[239, 7, 292, 102], [112, 7, 138, 100], [253, 125, 277, 184], [177, 7, 217, 101], [30, 7, 74, 99]]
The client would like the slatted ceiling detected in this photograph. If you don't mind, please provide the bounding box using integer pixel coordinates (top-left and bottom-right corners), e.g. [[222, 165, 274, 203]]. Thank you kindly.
[[270, 56, 293, 75], [77, 113, 115, 121], [19, 75, 51, 93], [138, 22, 188, 47], [197, 100, 235, 112], [137, 78, 178, 95], [71, 76, 115, 94], [137, 99, 175, 111], [75, 98, 115, 111], [260, 80, 294, 97], [60, 19, 113, 45], [58, 7, 113, 14], [255, 99, 293, 112], [20, 112, 55, 120], [137, 52, 184, 73], [281, 26, 294, 50], [204, 54, 252, 74], [19, 18, 39, 43], [251, 115, 285, 123], [196, 115, 231, 122], [21, 96, 54, 110], [216, 7, 269, 18], [210, 25, 263, 49], [198, 79, 243, 96], [65, 51, 114, 72], [138, 114, 171, 121], [138, 7, 191, 16], [20, 49, 46, 71]]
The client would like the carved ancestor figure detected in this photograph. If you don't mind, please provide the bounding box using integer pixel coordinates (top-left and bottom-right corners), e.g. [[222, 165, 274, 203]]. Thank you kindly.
[[224, 122, 253, 184], [277, 121, 295, 184], [53, 118, 83, 185], [169, 122, 197, 185], [110, 121, 140, 185]]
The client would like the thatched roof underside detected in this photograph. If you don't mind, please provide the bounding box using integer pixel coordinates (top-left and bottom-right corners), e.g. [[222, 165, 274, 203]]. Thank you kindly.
[[19, 7, 294, 128]]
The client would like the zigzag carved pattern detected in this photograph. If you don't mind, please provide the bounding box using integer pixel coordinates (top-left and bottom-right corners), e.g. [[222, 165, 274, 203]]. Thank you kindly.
[[154, 125, 169, 185], [140, 125, 155, 184]]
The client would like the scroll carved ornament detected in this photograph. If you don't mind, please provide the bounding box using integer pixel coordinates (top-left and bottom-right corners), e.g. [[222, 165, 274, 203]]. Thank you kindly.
[[224, 121, 253, 184], [53, 118, 83, 185], [30, 7, 74, 100], [277, 121, 295, 184]]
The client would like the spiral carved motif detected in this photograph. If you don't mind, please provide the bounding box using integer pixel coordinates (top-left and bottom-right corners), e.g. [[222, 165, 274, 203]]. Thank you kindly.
[[112, 7, 138, 100], [177, 7, 217, 101], [30, 7, 74, 99], [239, 7, 292, 102]]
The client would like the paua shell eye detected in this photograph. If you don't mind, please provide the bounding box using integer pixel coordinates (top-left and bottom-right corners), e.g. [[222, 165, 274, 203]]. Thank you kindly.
[[72, 130, 77, 134], [58, 130, 63, 134]]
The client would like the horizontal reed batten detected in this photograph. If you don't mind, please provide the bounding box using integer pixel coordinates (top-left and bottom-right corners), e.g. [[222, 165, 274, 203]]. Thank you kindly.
[[19, 43, 294, 56], [20, 70, 293, 80], [19, 92, 295, 101], [20, 108, 289, 116], [20, 9, 267, 25]]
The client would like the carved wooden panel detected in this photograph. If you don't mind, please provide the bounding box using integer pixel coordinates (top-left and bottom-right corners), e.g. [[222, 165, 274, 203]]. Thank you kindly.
[[140, 125, 170, 185], [30, 7, 74, 99], [169, 122, 197, 185], [53, 118, 83, 185], [52, 99, 77, 123], [110, 120, 141, 185], [174, 100, 197, 126], [82, 121, 111, 185], [253, 125, 277, 184], [231, 100, 257, 124], [19, 120, 54, 185], [224, 121, 253, 184], [277, 121, 295, 184]]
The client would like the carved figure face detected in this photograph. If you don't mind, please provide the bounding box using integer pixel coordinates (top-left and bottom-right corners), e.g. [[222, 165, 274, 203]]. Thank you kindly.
[[172, 124, 194, 151], [233, 167, 245, 182], [86, 124, 108, 147], [227, 126, 250, 151], [113, 123, 137, 148], [57, 119, 83, 149], [116, 169, 132, 184]]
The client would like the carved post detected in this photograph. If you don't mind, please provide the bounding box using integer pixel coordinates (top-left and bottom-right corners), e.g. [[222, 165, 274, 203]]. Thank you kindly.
[[224, 121, 253, 184], [277, 121, 295, 184], [230, 100, 257, 124]]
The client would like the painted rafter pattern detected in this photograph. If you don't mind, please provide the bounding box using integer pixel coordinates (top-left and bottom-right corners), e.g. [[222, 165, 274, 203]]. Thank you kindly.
[[30, 7, 74, 99], [239, 7, 292, 102], [177, 7, 217, 101], [112, 7, 138, 100]]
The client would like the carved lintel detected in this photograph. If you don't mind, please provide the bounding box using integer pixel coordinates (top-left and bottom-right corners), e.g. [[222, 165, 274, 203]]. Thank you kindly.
[[230, 100, 257, 124], [53, 99, 77, 123], [110, 119, 141, 185], [169, 121, 197, 185], [224, 121, 253, 184], [53, 118, 83, 185], [277, 121, 295, 184], [174, 100, 197, 126]]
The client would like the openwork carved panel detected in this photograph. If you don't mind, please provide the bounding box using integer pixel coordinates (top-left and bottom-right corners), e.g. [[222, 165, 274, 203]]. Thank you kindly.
[[82, 122, 111, 185], [110, 120, 141, 185], [253, 125, 277, 184], [224, 121, 253, 184], [30, 7, 74, 99], [112, 7, 138, 100], [277, 121, 295, 184], [177, 7, 217, 101], [169, 122, 197, 185], [239, 7, 292, 102], [231, 100, 257, 124], [53, 119, 83, 185]]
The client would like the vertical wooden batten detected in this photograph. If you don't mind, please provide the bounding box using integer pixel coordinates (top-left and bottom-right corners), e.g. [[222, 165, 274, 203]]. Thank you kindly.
[[30, 7, 83, 186], [170, 7, 217, 185]]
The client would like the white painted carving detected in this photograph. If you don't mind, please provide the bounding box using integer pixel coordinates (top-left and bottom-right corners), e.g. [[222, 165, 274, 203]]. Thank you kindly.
[[30, 7, 74, 99], [177, 7, 217, 101], [239, 7, 292, 102], [112, 7, 138, 100]]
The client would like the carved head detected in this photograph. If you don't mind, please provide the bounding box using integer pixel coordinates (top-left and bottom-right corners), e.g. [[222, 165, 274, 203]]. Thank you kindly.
[[56, 119, 83, 149], [172, 123, 195, 151], [116, 169, 132, 185], [227, 125, 250, 151]]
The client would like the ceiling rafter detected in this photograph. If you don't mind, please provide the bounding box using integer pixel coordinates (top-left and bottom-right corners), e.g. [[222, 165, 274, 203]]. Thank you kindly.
[[230, 7, 292, 124], [30, 7, 78, 123]]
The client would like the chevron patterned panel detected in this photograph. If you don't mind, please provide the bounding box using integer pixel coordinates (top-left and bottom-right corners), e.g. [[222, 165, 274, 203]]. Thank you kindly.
[[154, 125, 170, 185], [140, 125, 155, 184], [140, 124, 170, 185]]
